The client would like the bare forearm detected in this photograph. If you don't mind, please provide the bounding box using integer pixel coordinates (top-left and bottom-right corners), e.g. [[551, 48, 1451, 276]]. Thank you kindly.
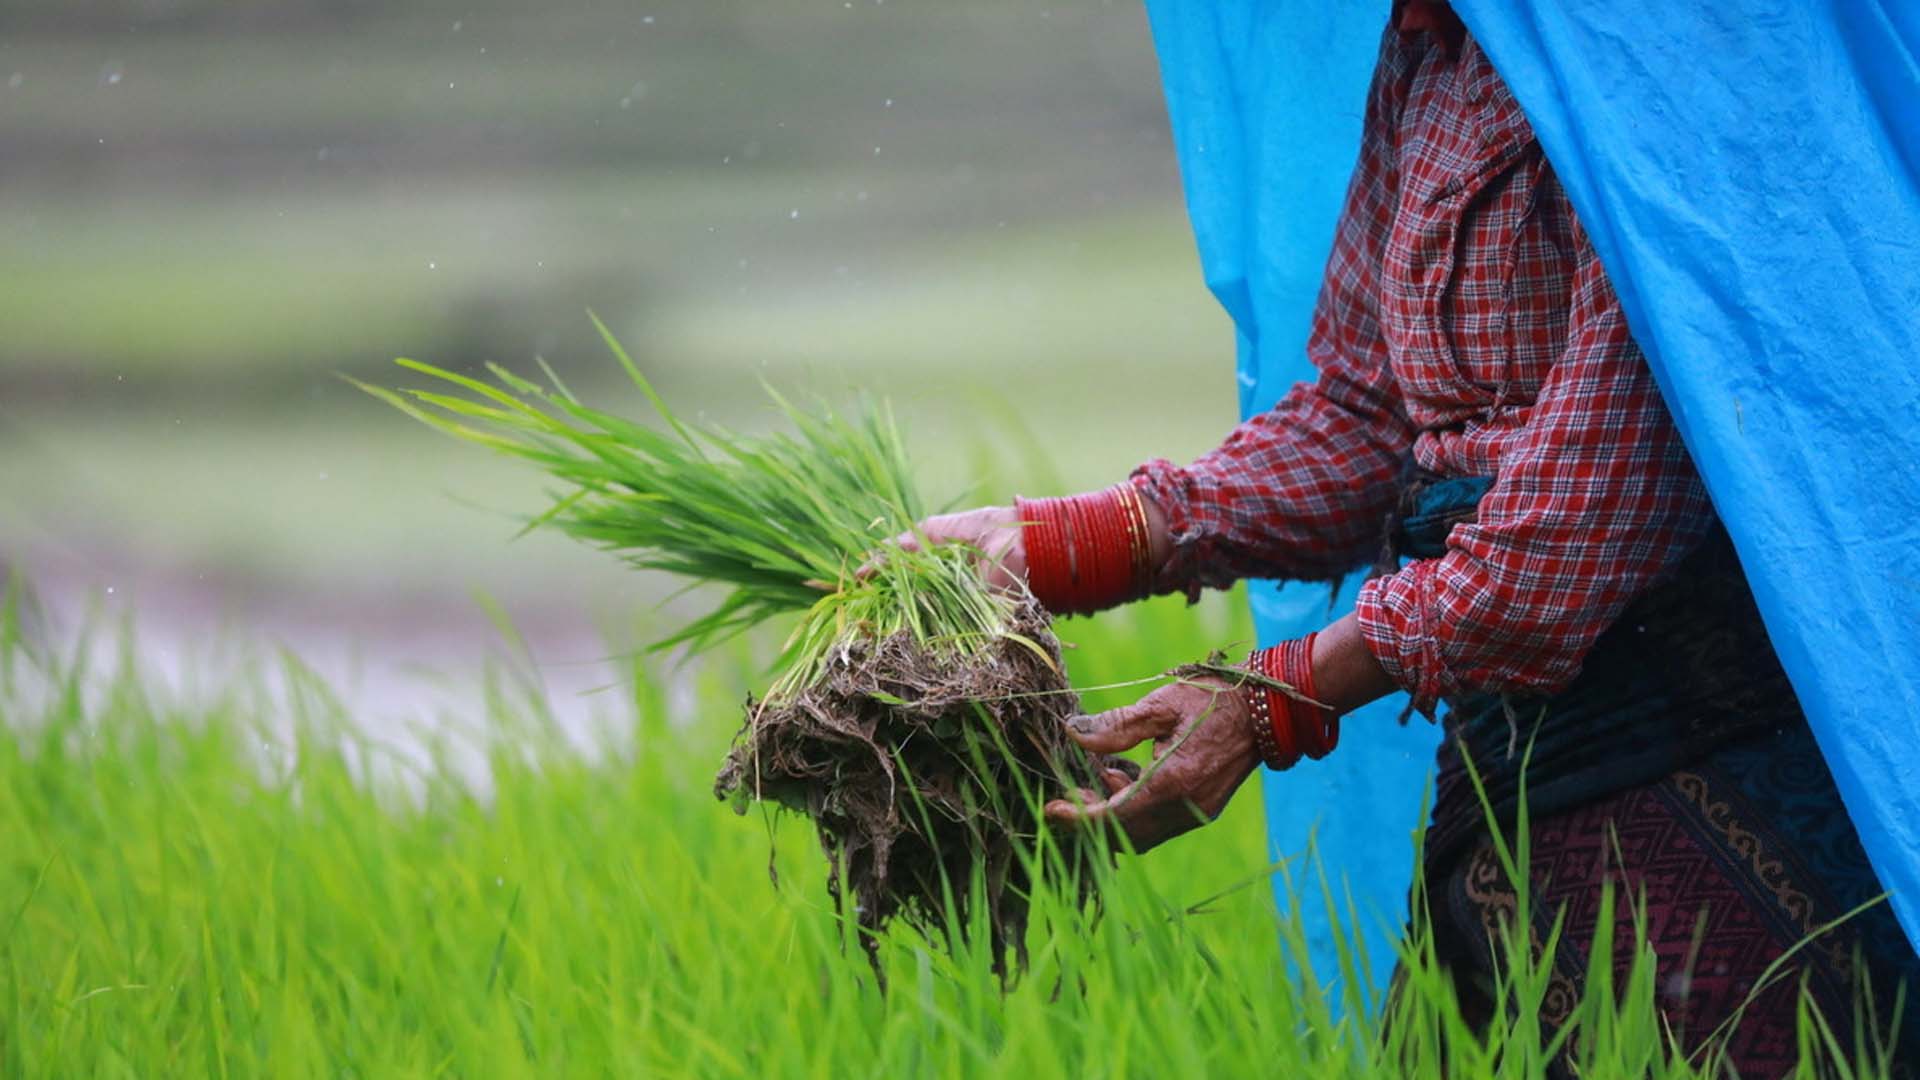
[[1138, 489, 1173, 575], [1310, 611, 1399, 714]]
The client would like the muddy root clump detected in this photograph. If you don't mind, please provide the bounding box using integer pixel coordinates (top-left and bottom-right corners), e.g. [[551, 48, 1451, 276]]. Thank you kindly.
[[714, 600, 1117, 969]]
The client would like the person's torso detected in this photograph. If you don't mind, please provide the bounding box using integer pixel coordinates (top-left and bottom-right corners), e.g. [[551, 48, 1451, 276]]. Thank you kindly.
[[1379, 27, 1588, 480]]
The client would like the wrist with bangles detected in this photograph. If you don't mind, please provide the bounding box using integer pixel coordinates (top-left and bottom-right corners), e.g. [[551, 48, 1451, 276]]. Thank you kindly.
[[1242, 633, 1341, 771], [1015, 482, 1156, 615]]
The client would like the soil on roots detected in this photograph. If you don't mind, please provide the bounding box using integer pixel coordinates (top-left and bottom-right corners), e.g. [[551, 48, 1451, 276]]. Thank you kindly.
[[713, 599, 1118, 970]]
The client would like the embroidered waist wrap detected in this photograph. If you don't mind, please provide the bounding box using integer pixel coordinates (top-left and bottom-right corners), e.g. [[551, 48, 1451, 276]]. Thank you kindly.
[[1387, 474, 1803, 874]]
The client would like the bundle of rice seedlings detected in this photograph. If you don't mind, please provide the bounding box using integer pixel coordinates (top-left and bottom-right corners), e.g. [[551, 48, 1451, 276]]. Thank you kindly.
[[354, 319, 1121, 965]]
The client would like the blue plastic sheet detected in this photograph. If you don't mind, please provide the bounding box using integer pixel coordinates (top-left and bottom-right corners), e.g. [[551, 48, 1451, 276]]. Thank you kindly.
[[1142, 0, 1920, 997]]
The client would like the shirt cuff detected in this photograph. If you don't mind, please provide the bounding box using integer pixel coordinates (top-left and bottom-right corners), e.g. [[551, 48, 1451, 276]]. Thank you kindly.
[[1356, 560, 1458, 716]]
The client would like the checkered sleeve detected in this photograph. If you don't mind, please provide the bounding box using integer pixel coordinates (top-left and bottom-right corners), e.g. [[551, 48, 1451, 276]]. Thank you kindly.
[[1131, 28, 1416, 594], [1354, 227, 1714, 713]]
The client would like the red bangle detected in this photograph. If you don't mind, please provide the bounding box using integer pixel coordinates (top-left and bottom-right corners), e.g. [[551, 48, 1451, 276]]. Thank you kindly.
[[1246, 635, 1341, 770], [1015, 484, 1153, 615], [1282, 633, 1339, 760]]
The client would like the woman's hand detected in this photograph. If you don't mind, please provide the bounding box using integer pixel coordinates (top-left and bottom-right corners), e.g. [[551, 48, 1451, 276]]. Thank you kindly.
[[1044, 677, 1260, 853], [866, 506, 1028, 590], [863, 490, 1172, 598]]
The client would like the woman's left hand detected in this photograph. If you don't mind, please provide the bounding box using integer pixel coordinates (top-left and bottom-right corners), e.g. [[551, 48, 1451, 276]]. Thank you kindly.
[[1044, 677, 1261, 853]]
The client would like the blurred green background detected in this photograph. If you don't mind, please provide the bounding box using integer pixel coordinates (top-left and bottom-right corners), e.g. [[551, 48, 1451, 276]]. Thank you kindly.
[[0, 0, 1237, 711]]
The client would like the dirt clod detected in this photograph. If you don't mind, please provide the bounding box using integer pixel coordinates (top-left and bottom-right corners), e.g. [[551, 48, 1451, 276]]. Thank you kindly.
[[714, 599, 1113, 971]]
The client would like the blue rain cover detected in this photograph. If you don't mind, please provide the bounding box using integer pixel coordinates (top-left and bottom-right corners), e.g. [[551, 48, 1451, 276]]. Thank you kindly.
[[1142, 0, 1920, 997]]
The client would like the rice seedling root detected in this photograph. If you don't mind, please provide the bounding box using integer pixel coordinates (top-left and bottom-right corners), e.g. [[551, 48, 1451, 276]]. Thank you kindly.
[[715, 599, 1124, 967]]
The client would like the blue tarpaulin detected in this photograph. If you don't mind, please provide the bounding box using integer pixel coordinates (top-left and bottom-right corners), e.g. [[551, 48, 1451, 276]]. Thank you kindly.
[[1141, 0, 1920, 998]]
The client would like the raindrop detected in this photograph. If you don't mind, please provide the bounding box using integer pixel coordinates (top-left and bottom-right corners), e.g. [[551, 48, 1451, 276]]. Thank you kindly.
[[428, 261, 438, 270], [452, 19, 463, 32], [643, 15, 656, 24], [884, 98, 894, 107], [788, 209, 800, 220], [6, 73, 22, 89]]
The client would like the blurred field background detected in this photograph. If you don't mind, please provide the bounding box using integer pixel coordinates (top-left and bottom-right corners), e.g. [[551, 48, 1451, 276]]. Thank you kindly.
[[0, 0, 1240, 722]]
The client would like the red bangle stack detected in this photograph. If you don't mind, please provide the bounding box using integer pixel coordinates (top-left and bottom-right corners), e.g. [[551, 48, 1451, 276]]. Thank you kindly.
[[1015, 483, 1153, 615], [1243, 633, 1341, 771]]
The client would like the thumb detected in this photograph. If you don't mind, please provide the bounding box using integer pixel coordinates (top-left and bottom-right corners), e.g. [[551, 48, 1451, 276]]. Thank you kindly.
[[1066, 698, 1175, 755]]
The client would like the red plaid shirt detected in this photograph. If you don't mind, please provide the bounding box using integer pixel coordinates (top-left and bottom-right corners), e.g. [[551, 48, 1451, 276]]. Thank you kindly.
[[1132, 18, 1713, 713]]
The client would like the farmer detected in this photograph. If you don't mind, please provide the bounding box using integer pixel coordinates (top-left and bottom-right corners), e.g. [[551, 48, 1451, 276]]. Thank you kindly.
[[896, 2, 1918, 1074]]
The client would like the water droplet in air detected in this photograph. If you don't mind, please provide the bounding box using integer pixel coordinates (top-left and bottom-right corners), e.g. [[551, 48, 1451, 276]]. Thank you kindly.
[[6, 73, 22, 89], [428, 261, 437, 270], [788, 209, 800, 220]]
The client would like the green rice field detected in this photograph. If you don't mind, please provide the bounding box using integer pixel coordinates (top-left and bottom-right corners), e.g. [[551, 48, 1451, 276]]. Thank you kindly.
[[0, 590, 1901, 1078]]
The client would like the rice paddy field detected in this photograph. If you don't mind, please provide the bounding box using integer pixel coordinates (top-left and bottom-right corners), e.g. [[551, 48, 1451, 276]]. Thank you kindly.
[[3, 592, 1905, 1078], [0, 2, 1905, 1076]]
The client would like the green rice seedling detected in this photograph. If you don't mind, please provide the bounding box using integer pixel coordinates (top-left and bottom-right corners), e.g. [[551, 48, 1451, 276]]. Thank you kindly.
[[352, 317, 1120, 965], [0, 599, 1898, 1078]]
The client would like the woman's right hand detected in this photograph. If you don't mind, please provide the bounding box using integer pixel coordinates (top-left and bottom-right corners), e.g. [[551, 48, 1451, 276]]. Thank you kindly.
[[867, 506, 1028, 590]]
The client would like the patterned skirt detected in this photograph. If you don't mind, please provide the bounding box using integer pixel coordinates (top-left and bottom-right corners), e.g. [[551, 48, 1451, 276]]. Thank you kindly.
[[1389, 474, 1918, 1078]]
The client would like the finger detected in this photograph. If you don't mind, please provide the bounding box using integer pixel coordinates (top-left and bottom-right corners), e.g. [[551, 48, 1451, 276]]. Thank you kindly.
[[1099, 767, 1132, 796], [853, 530, 924, 581], [1044, 785, 1129, 829], [1066, 699, 1176, 755]]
